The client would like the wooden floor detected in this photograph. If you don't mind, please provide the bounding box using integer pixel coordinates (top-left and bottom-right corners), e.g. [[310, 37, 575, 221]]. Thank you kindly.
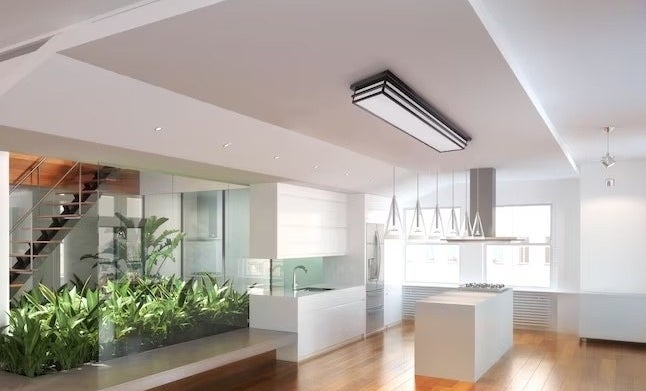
[[185, 321, 646, 391]]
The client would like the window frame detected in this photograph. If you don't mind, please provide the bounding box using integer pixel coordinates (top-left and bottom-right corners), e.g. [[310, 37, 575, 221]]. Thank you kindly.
[[485, 203, 554, 289]]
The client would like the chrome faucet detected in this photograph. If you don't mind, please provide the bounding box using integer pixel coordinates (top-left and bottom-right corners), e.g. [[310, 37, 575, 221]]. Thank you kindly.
[[292, 265, 308, 290]]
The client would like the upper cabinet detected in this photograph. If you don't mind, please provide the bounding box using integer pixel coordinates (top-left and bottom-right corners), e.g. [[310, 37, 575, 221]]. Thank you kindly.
[[250, 183, 347, 259]]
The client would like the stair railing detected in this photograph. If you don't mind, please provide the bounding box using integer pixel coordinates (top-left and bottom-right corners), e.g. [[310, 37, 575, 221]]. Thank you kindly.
[[9, 162, 82, 282], [10, 162, 80, 235], [10, 156, 47, 194]]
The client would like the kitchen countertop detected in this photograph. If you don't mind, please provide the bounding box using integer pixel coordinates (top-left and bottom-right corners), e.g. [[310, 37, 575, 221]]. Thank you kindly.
[[249, 283, 362, 298]]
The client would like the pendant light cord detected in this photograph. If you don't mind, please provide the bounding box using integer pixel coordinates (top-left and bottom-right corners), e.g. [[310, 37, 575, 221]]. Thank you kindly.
[[451, 171, 455, 209], [392, 166, 396, 226], [476, 168, 480, 213], [435, 169, 439, 208]]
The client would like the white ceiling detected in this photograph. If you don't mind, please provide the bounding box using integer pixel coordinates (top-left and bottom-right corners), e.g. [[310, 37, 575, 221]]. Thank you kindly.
[[61, 0, 576, 181], [471, 0, 646, 164], [0, 55, 396, 194], [0, 0, 144, 51], [3, 0, 643, 196]]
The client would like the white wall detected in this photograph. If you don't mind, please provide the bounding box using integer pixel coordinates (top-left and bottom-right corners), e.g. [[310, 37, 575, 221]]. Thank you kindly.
[[580, 160, 646, 293], [0, 151, 9, 327]]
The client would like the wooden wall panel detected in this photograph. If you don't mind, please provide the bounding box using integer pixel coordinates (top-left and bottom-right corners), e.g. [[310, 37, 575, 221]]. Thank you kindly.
[[10, 153, 140, 195]]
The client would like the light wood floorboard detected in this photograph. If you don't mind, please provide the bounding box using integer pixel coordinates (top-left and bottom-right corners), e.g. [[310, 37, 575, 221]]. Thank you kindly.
[[168, 320, 646, 390]]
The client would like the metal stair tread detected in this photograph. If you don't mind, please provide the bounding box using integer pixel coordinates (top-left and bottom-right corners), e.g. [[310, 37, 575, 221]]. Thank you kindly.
[[10, 253, 50, 258], [10, 268, 34, 274], [11, 240, 63, 244], [45, 201, 97, 206], [26, 226, 74, 230], [55, 190, 99, 195], [38, 214, 82, 219]]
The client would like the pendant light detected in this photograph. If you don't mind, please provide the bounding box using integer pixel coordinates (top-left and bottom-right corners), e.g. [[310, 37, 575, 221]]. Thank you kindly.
[[459, 170, 473, 238], [472, 168, 485, 238], [384, 167, 403, 239], [446, 171, 459, 238], [601, 126, 616, 168], [428, 169, 444, 240], [408, 173, 427, 241]]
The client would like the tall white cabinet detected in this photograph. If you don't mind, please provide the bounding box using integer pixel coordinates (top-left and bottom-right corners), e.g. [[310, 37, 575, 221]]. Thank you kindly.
[[250, 183, 347, 259]]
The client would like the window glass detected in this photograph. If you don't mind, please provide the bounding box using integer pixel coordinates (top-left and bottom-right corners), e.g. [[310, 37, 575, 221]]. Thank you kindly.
[[486, 245, 550, 287], [405, 244, 460, 283], [495, 205, 550, 243], [487, 205, 552, 287]]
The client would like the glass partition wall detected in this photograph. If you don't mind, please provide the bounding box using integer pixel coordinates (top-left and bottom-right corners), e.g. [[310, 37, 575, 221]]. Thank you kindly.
[[2, 156, 263, 377]]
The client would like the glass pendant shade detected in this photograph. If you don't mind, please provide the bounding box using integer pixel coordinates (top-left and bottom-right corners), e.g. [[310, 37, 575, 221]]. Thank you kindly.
[[472, 211, 485, 238], [408, 200, 426, 241], [472, 168, 485, 238], [428, 169, 444, 240], [408, 173, 426, 241], [446, 208, 459, 238], [459, 170, 472, 237], [459, 210, 473, 237], [446, 171, 458, 238], [428, 205, 444, 240], [384, 167, 403, 240], [385, 195, 403, 239]]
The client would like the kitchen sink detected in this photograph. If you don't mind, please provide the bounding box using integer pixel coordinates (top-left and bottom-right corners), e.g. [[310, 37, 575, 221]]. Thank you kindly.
[[297, 287, 334, 292]]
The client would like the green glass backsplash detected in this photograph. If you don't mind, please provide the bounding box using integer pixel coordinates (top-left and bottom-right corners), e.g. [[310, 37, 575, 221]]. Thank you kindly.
[[273, 257, 324, 289]]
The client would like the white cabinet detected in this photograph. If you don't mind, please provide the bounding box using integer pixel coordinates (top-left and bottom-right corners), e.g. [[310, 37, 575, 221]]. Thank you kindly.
[[249, 286, 365, 362], [298, 288, 365, 360], [579, 293, 646, 343], [250, 183, 347, 259]]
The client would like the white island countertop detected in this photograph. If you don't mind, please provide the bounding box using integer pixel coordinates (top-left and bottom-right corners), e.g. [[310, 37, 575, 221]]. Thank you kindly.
[[415, 288, 513, 382]]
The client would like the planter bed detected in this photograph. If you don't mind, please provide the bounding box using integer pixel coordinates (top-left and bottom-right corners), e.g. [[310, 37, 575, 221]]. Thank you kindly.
[[0, 328, 296, 391]]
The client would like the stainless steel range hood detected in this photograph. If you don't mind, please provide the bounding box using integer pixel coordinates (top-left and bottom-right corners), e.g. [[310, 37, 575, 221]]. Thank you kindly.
[[445, 168, 525, 243]]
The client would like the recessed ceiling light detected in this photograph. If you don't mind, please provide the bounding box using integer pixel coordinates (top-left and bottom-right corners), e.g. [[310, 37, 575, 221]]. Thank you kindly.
[[154, 127, 163, 132], [345, 172, 350, 176], [274, 155, 280, 160], [222, 142, 232, 148], [313, 165, 319, 169]]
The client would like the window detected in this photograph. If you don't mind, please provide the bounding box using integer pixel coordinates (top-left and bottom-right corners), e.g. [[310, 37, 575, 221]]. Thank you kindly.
[[486, 205, 551, 288], [405, 244, 460, 283], [404, 208, 461, 284]]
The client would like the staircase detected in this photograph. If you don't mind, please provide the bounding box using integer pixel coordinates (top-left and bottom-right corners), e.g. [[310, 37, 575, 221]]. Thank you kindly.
[[9, 159, 118, 295]]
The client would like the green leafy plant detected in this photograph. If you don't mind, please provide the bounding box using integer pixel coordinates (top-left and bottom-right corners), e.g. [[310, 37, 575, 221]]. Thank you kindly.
[[0, 275, 250, 377], [82, 213, 185, 278], [0, 279, 102, 376]]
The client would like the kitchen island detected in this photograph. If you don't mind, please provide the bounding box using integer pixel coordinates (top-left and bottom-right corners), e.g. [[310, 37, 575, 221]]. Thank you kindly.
[[250, 285, 365, 361], [415, 288, 513, 382]]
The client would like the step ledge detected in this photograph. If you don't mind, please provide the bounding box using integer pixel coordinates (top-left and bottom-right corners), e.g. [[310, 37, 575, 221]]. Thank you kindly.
[[0, 327, 296, 391]]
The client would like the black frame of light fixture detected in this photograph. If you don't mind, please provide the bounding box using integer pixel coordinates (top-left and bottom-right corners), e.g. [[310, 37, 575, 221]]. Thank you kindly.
[[351, 70, 471, 152]]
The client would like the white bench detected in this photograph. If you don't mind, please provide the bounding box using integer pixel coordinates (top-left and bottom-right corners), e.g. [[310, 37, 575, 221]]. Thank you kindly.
[[0, 328, 296, 391]]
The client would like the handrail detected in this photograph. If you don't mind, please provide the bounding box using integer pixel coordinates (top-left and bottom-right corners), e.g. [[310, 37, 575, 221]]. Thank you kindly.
[[10, 162, 80, 235], [10, 156, 47, 194]]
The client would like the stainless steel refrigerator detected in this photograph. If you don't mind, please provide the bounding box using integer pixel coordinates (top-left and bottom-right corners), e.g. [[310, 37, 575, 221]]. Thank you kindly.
[[366, 223, 384, 334]]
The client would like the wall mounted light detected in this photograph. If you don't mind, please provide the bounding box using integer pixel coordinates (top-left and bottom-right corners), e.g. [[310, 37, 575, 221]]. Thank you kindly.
[[351, 70, 470, 152]]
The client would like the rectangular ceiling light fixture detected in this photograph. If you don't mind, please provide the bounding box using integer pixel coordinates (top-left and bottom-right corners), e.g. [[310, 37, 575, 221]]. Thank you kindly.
[[351, 70, 470, 152]]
